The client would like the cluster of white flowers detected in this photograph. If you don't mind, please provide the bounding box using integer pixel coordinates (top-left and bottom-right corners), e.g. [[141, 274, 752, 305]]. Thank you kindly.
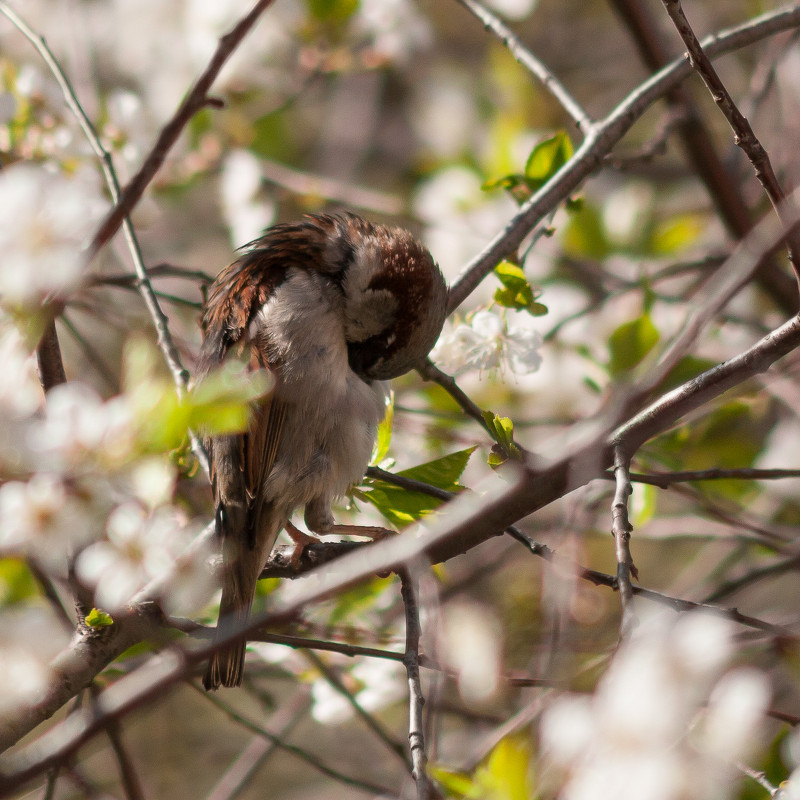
[[0, 366, 215, 615], [432, 309, 543, 377], [540, 611, 771, 800], [0, 164, 107, 308], [76, 503, 213, 614]]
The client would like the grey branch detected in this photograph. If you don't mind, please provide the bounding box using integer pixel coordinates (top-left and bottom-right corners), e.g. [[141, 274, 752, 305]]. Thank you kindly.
[[447, 3, 800, 311]]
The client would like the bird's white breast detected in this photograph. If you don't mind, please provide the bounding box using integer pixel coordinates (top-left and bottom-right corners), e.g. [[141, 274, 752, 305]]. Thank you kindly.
[[252, 268, 387, 519]]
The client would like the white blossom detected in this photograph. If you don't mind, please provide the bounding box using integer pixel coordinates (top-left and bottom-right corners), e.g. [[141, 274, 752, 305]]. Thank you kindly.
[[0, 473, 100, 568], [311, 657, 405, 724], [432, 309, 543, 377], [0, 164, 107, 307], [540, 611, 768, 800], [76, 504, 213, 613], [440, 601, 501, 704], [220, 149, 275, 247], [28, 382, 135, 469], [0, 321, 42, 418], [355, 0, 432, 64], [0, 610, 68, 716]]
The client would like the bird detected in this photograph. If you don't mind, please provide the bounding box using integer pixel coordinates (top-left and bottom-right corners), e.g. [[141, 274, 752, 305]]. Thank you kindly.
[[198, 212, 448, 689]]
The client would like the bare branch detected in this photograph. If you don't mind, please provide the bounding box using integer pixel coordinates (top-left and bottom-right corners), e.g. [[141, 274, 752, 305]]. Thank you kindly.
[[400, 573, 434, 800], [661, 0, 800, 287], [207, 693, 309, 800], [454, 0, 592, 134], [259, 158, 405, 215], [303, 649, 411, 771], [609, 0, 798, 313], [191, 685, 397, 796], [447, 4, 800, 311], [35, 316, 67, 392], [611, 447, 637, 629]]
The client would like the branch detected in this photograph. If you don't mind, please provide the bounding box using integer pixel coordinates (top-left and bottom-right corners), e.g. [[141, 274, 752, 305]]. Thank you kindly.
[[206, 693, 309, 800], [446, 3, 800, 311], [191, 685, 395, 796], [0, 608, 157, 754], [7, 302, 799, 759], [400, 573, 435, 800], [35, 316, 67, 392], [608, 0, 798, 313], [303, 649, 411, 771], [612, 313, 800, 454], [611, 447, 636, 629], [661, 0, 800, 286], [1, 1, 211, 475], [454, 0, 592, 134]]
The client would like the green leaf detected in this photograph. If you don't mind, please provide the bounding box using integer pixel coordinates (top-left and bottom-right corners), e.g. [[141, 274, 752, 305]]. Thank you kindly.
[[493, 261, 543, 314], [328, 577, 394, 626], [608, 314, 659, 375], [483, 131, 573, 207], [305, 0, 359, 22], [397, 447, 477, 490], [525, 131, 573, 181], [372, 392, 394, 464], [429, 766, 474, 797], [472, 736, 533, 800], [85, 608, 114, 628], [563, 202, 610, 259], [250, 113, 296, 161], [650, 213, 704, 255], [0, 558, 38, 605], [481, 412, 521, 466], [358, 448, 476, 528]]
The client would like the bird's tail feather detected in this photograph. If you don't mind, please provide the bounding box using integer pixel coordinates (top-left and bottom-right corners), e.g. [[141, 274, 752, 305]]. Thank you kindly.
[[203, 551, 258, 690]]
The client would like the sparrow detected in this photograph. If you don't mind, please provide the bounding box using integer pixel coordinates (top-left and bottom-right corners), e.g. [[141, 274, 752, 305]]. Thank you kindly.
[[198, 213, 448, 689]]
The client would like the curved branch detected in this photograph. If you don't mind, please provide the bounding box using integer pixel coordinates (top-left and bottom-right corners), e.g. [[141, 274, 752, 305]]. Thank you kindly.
[[447, 3, 800, 311]]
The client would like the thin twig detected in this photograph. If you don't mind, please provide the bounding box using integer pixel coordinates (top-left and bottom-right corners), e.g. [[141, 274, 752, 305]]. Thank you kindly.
[[609, 0, 798, 314], [702, 554, 800, 604], [661, 0, 800, 287], [0, 1, 210, 475], [737, 761, 781, 797], [625, 467, 800, 488], [400, 573, 434, 800], [417, 359, 492, 434], [192, 683, 395, 796], [90, 686, 144, 800], [207, 692, 309, 800], [303, 650, 411, 771], [259, 158, 405, 215], [454, 0, 592, 134], [611, 447, 637, 630], [446, 4, 800, 311], [60, 314, 118, 392]]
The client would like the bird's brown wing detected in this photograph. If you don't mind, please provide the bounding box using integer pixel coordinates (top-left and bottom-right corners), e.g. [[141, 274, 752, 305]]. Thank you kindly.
[[200, 250, 289, 689]]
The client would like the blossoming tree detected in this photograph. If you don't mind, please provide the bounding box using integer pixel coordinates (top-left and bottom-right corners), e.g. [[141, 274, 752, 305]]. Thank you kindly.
[[2, 1, 800, 798]]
